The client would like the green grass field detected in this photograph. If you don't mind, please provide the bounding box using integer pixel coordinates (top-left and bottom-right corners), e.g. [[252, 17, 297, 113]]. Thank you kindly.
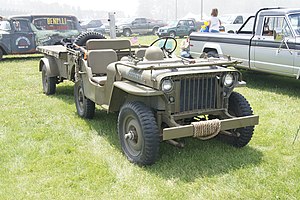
[[0, 37, 300, 199]]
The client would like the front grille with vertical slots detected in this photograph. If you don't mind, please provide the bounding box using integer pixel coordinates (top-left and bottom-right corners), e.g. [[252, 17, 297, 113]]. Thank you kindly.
[[177, 74, 223, 113]]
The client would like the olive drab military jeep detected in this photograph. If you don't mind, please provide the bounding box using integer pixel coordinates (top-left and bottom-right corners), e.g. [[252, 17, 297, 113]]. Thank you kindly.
[[38, 32, 259, 166]]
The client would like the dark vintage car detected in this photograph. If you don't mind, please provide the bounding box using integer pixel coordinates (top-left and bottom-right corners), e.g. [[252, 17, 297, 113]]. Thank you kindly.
[[0, 15, 82, 60]]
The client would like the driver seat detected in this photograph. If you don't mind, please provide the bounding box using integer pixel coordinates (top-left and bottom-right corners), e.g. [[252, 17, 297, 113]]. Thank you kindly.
[[144, 46, 164, 61]]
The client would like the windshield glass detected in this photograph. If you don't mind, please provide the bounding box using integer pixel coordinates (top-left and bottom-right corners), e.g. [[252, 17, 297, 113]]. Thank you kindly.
[[32, 17, 78, 31], [0, 20, 11, 31], [167, 20, 177, 27], [288, 13, 300, 35]]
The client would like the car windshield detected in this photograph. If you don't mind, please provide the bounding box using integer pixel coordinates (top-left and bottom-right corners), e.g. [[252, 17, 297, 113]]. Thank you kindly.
[[0, 20, 11, 31], [288, 13, 300, 36], [166, 20, 177, 27]]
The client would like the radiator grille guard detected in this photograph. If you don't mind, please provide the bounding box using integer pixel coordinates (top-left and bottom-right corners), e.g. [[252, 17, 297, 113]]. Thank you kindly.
[[173, 73, 225, 114]]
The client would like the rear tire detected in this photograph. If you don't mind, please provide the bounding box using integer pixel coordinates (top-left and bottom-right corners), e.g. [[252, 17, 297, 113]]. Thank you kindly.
[[0, 49, 3, 60], [74, 31, 106, 46], [207, 50, 219, 58], [218, 92, 255, 147], [74, 81, 95, 119], [152, 27, 159, 35], [42, 64, 56, 95], [123, 29, 131, 37]]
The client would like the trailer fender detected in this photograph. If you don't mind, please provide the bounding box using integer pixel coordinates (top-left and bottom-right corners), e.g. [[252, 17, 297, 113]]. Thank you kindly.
[[39, 57, 59, 77]]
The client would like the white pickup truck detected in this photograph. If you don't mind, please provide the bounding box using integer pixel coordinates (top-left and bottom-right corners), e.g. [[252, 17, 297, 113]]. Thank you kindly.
[[190, 8, 300, 79]]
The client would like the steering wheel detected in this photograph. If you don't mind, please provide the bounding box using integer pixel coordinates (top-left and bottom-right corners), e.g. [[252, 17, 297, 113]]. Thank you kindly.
[[150, 36, 177, 57]]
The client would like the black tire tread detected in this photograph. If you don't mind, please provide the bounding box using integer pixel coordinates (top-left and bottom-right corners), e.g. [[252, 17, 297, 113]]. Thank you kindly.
[[42, 65, 56, 95], [74, 81, 95, 119], [74, 31, 106, 46], [219, 92, 254, 148], [0, 48, 3, 60], [118, 101, 160, 165]]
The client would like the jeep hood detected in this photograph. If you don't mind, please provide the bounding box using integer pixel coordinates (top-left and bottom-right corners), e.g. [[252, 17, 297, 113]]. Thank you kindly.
[[113, 59, 239, 90]]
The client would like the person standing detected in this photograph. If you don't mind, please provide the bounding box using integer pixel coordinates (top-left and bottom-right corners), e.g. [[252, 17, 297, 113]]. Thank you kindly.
[[180, 37, 191, 58], [208, 8, 221, 33]]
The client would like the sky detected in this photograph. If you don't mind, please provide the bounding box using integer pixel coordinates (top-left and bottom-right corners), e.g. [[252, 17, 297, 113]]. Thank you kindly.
[[1, 0, 300, 20], [46, 0, 139, 16]]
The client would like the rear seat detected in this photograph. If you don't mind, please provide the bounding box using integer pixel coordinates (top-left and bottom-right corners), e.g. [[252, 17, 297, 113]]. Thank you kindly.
[[86, 39, 131, 60], [87, 49, 117, 86]]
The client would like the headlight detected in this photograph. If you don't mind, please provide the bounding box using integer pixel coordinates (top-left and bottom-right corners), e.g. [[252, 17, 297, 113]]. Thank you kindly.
[[224, 73, 234, 87], [161, 79, 173, 93]]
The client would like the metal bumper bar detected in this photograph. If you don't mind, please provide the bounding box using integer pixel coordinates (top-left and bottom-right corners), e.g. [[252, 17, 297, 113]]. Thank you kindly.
[[162, 115, 259, 140]]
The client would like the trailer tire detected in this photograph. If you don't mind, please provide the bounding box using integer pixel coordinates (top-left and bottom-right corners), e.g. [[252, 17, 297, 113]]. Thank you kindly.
[[74, 31, 106, 46], [42, 64, 56, 95]]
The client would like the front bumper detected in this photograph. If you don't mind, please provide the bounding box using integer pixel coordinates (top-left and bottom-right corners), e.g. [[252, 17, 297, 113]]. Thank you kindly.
[[162, 115, 259, 140]]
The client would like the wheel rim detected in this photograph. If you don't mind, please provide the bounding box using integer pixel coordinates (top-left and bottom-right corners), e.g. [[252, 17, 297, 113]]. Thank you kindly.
[[123, 114, 143, 157], [77, 86, 85, 112], [42, 69, 48, 92], [170, 32, 175, 37]]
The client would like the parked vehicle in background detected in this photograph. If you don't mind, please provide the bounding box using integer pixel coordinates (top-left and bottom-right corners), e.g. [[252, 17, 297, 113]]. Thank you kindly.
[[0, 17, 36, 60], [190, 8, 300, 79], [80, 19, 107, 34], [220, 13, 252, 33], [157, 19, 203, 38], [80, 19, 103, 31], [11, 14, 82, 46], [0, 14, 82, 60], [116, 18, 166, 36]]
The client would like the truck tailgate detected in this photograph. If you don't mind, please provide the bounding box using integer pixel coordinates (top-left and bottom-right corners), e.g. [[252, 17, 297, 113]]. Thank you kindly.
[[37, 45, 67, 59]]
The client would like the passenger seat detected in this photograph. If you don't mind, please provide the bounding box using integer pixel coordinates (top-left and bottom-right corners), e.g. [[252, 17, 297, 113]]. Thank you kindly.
[[87, 49, 117, 86]]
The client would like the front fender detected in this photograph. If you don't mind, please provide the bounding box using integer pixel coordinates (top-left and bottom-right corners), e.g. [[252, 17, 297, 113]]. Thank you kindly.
[[39, 57, 59, 77], [108, 81, 164, 112]]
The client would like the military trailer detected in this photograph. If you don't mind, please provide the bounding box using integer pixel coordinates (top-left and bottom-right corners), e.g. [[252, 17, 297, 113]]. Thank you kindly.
[[38, 34, 259, 165]]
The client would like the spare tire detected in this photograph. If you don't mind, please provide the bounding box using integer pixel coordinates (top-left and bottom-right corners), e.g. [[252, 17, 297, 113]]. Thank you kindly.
[[74, 31, 106, 46]]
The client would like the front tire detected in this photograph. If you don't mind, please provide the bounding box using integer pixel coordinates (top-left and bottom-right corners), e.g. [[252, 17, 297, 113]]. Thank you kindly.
[[169, 31, 176, 38], [42, 64, 56, 95], [118, 102, 160, 165], [219, 92, 255, 147], [74, 81, 95, 119]]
